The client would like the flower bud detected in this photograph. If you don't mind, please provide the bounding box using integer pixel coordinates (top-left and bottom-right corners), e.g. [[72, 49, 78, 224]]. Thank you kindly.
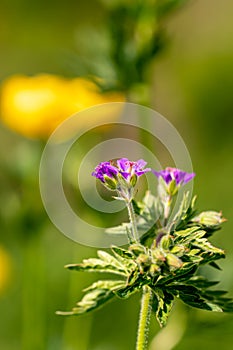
[[167, 179, 178, 196], [137, 253, 150, 266], [103, 175, 117, 190], [160, 235, 172, 250], [192, 211, 226, 228], [152, 248, 166, 262], [129, 244, 146, 256], [130, 174, 137, 187], [149, 264, 161, 276], [166, 253, 183, 269], [170, 245, 186, 257]]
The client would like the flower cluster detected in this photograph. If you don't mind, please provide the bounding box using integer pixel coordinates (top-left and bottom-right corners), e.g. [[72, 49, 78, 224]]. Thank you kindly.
[[92, 158, 151, 183], [92, 158, 151, 201], [92, 158, 194, 202]]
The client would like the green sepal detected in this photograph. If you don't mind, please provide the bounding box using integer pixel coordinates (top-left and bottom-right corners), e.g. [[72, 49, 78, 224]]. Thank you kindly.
[[103, 175, 117, 190], [168, 179, 177, 196]]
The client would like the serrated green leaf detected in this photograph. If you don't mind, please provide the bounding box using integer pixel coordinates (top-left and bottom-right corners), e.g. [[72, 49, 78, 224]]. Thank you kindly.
[[84, 280, 126, 292], [167, 284, 219, 311], [111, 245, 134, 259], [185, 276, 219, 289], [169, 192, 197, 232], [152, 289, 174, 327], [115, 282, 142, 299], [209, 261, 222, 270], [174, 226, 201, 238], [66, 255, 127, 276], [142, 191, 163, 221], [57, 280, 127, 316], [57, 288, 115, 316], [155, 263, 198, 286], [111, 246, 138, 271], [169, 192, 190, 229], [167, 283, 233, 313], [66, 260, 116, 274], [105, 223, 130, 235], [97, 250, 126, 270], [193, 238, 225, 256]]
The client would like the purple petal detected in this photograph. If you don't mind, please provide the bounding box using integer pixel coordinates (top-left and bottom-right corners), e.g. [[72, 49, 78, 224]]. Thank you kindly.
[[152, 167, 195, 185], [92, 161, 118, 183], [183, 172, 195, 184], [153, 169, 172, 184], [120, 171, 131, 179], [134, 159, 147, 169], [136, 169, 151, 176], [173, 169, 187, 185], [117, 158, 130, 172]]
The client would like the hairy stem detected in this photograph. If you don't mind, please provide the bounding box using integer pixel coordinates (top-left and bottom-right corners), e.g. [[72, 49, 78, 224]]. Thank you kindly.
[[127, 200, 139, 242], [126, 199, 153, 349], [136, 286, 153, 350]]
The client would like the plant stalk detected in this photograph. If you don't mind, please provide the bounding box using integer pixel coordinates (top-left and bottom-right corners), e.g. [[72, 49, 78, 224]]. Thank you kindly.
[[136, 285, 153, 350], [127, 200, 139, 242], [126, 198, 153, 350]]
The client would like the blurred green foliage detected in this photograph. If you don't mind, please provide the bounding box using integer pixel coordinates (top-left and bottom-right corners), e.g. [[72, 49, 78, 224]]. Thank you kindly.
[[1, 0, 233, 350]]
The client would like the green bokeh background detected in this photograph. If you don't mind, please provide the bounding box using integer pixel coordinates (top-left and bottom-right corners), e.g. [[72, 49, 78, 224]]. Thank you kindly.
[[0, 0, 233, 349]]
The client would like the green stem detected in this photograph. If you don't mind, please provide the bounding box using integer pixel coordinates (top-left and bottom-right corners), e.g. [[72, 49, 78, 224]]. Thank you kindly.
[[136, 286, 153, 350], [126, 199, 153, 349], [127, 200, 138, 242]]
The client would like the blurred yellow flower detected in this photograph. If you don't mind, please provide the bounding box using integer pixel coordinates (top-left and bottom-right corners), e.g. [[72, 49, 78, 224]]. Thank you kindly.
[[0, 245, 12, 294], [0, 74, 125, 138]]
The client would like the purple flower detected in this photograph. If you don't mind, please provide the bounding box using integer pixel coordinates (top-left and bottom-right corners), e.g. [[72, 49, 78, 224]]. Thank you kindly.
[[92, 158, 150, 187], [152, 167, 195, 186], [92, 161, 118, 183], [117, 158, 151, 180]]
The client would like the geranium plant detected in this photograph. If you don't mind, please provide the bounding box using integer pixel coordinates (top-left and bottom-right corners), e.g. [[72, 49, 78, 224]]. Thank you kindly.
[[57, 158, 233, 350]]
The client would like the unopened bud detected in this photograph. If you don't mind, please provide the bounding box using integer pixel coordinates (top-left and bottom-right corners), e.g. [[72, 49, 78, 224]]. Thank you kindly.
[[160, 235, 172, 250], [149, 264, 161, 276], [170, 245, 185, 256], [129, 244, 146, 256], [103, 175, 117, 190], [192, 211, 226, 228], [167, 179, 178, 196], [130, 174, 137, 187], [137, 253, 150, 265], [166, 253, 183, 269], [152, 248, 166, 262]]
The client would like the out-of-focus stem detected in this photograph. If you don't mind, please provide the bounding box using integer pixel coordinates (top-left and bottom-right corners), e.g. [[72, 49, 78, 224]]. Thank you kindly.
[[21, 235, 46, 350]]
